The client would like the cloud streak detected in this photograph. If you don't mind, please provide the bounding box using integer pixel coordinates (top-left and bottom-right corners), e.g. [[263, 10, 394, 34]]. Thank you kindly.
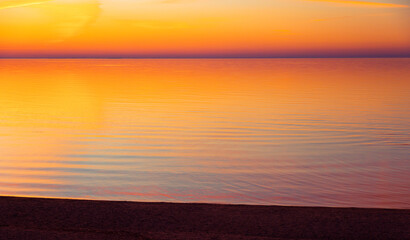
[[302, 0, 408, 8], [0, 0, 52, 10], [313, 12, 394, 22]]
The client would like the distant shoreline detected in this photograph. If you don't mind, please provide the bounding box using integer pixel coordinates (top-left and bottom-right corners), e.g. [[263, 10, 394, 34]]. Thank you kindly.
[[0, 196, 409, 240], [0, 56, 409, 59]]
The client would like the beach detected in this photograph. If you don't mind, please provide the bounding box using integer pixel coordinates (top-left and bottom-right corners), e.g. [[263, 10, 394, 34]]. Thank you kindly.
[[0, 196, 409, 240]]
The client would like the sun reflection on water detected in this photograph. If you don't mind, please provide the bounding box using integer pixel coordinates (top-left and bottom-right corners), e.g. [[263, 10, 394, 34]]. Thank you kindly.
[[0, 58, 409, 208]]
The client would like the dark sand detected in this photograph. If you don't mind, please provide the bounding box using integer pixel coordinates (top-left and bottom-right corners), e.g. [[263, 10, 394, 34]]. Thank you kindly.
[[0, 196, 409, 240]]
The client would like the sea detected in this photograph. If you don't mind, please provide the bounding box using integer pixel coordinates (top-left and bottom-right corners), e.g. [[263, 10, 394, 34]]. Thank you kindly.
[[0, 58, 409, 208]]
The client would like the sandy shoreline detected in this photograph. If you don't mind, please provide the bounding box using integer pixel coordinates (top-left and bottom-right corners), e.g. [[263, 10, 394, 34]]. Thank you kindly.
[[0, 196, 409, 240]]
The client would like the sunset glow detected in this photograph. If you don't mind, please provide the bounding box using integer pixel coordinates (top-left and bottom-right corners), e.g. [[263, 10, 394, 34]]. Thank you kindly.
[[1, 59, 409, 207], [0, 0, 409, 57]]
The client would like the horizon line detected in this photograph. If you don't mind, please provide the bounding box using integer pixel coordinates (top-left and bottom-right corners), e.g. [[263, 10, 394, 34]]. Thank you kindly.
[[1, 56, 409, 59]]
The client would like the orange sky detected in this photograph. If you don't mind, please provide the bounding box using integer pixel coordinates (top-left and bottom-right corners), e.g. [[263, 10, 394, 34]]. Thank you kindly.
[[0, 0, 409, 57]]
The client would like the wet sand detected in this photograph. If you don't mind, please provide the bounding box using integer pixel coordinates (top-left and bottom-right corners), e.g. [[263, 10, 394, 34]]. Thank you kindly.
[[0, 196, 409, 240]]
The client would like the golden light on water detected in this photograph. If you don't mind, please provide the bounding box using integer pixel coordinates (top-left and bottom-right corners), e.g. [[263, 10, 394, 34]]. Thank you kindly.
[[0, 59, 409, 207]]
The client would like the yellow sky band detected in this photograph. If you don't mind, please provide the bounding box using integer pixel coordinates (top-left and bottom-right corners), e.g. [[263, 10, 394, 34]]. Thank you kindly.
[[304, 0, 408, 8]]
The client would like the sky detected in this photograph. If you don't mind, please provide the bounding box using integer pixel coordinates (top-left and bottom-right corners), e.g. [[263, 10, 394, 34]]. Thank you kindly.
[[0, 0, 409, 57]]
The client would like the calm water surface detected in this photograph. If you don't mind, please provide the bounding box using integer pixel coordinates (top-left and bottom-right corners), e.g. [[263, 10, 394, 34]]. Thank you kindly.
[[0, 59, 409, 208]]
